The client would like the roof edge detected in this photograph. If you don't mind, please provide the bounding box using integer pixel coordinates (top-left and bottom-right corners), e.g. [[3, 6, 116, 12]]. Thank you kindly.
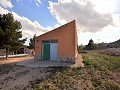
[[36, 20, 75, 38]]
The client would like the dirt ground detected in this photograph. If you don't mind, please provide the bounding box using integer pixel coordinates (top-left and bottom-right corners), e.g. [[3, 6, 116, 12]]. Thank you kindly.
[[0, 56, 33, 65], [0, 56, 64, 90]]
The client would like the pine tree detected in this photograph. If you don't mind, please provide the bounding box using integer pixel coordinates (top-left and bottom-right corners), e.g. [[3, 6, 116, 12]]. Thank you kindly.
[[28, 34, 36, 49], [0, 13, 26, 59], [85, 39, 96, 50]]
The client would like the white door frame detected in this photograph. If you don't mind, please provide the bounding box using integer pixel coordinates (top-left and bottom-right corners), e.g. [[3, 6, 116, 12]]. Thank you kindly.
[[42, 40, 58, 61]]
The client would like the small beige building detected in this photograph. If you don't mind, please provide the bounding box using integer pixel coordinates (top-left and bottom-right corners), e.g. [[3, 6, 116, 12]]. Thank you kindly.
[[34, 20, 78, 63]]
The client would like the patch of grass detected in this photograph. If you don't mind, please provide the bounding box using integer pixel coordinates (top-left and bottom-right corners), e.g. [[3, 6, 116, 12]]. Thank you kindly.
[[92, 78, 101, 88], [103, 83, 120, 90], [32, 52, 120, 90], [31, 83, 38, 89], [82, 59, 91, 66]]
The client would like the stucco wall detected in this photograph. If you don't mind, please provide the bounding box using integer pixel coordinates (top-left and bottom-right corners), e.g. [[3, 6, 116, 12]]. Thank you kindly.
[[35, 20, 78, 59]]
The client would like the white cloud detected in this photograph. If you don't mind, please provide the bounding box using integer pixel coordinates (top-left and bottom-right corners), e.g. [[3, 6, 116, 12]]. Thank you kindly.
[[48, 0, 120, 45], [0, 0, 13, 8], [112, 14, 120, 26], [12, 12, 54, 45], [0, 6, 9, 14], [0, 6, 52, 45], [48, 0, 114, 33], [35, 0, 42, 7], [90, 0, 115, 14], [78, 25, 120, 45], [12, 12, 49, 36]]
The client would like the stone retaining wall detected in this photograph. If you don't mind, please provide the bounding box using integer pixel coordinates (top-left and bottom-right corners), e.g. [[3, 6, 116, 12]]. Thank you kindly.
[[58, 57, 75, 64], [34, 55, 76, 63]]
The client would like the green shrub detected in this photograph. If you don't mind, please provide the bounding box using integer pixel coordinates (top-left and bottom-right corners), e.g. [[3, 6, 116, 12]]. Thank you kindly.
[[82, 59, 91, 66]]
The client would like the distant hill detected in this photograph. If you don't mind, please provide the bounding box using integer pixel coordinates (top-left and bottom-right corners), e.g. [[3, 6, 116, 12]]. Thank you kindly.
[[109, 39, 120, 48], [97, 39, 120, 49]]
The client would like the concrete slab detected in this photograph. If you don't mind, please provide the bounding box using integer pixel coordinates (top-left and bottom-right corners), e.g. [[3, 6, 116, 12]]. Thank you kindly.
[[17, 54, 84, 68], [17, 60, 73, 68]]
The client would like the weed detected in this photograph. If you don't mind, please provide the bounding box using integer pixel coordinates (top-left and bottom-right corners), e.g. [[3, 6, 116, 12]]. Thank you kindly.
[[92, 78, 101, 87], [82, 59, 91, 66], [103, 83, 120, 90]]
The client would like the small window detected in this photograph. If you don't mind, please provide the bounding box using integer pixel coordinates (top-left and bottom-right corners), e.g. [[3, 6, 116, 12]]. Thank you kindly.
[[43, 40, 50, 43], [51, 40, 58, 43], [42, 40, 58, 43], [37, 40, 39, 42]]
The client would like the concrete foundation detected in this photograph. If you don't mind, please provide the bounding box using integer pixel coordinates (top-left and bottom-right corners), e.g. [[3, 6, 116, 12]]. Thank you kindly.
[[34, 55, 41, 61], [25, 54, 84, 68], [34, 55, 75, 64], [58, 57, 75, 64]]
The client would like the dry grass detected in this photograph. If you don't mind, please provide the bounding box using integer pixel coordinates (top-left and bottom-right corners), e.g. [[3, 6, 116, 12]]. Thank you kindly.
[[34, 52, 120, 90]]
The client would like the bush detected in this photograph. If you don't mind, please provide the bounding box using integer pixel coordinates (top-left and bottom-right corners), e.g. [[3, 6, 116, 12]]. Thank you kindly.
[[82, 59, 91, 66]]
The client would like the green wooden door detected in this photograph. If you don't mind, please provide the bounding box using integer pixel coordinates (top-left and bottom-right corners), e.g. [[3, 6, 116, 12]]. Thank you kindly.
[[43, 44, 50, 60]]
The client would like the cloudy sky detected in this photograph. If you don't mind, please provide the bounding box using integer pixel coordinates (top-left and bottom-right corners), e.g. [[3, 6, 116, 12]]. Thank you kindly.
[[0, 0, 120, 45]]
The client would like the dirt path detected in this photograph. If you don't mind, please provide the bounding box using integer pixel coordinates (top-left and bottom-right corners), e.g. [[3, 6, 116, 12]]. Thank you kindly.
[[0, 57, 64, 90], [0, 56, 33, 65]]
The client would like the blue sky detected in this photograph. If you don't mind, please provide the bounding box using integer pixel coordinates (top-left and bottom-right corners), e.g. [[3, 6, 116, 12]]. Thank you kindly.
[[9, 0, 58, 27], [0, 0, 120, 45]]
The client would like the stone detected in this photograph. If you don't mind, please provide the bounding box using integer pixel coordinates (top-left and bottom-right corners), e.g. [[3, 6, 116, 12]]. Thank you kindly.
[[58, 57, 75, 64], [34, 55, 41, 61]]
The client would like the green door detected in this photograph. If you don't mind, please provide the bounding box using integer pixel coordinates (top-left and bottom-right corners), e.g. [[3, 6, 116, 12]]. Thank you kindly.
[[43, 44, 50, 60]]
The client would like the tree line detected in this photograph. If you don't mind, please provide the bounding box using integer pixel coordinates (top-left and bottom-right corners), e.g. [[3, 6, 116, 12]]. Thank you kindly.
[[78, 39, 97, 52]]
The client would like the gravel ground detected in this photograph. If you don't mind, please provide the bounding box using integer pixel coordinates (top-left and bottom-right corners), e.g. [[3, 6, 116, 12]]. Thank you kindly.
[[0, 57, 65, 90]]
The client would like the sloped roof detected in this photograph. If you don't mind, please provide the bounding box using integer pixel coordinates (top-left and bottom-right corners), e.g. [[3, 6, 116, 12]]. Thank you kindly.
[[36, 20, 75, 38]]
